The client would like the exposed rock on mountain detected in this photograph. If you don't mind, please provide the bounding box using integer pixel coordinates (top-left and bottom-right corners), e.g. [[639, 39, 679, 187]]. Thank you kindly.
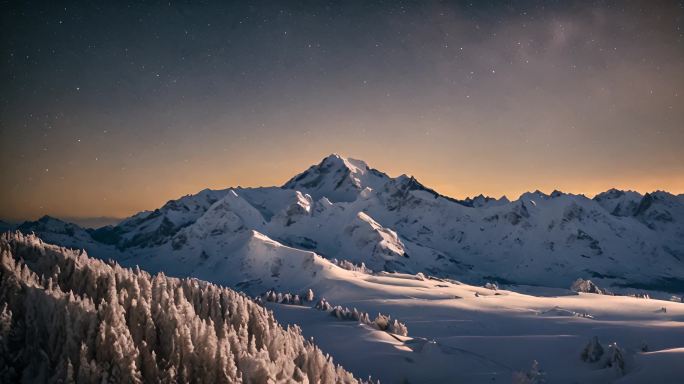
[[7, 155, 684, 293]]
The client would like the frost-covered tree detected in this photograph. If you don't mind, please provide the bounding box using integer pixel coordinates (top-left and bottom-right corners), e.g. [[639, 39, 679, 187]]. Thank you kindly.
[[331, 259, 373, 274], [305, 288, 315, 302], [604, 342, 626, 375], [0, 232, 363, 383], [315, 298, 333, 311], [313, 300, 407, 337], [512, 360, 545, 384], [373, 314, 390, 331], [260, 289, 308, 306], [581, 336, 604, 363], [580, 337, 627, 376], [388, 319, 408, 337]]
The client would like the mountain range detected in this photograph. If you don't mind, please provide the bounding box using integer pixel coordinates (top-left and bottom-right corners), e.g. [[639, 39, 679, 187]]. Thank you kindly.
[[7, 154, 684, 295]]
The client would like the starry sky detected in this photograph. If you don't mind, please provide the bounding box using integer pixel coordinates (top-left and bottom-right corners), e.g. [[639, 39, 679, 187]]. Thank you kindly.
[[1, 0, 683, 223]]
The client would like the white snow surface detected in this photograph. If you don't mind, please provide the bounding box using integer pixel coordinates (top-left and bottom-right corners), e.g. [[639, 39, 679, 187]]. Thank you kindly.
[[268, 273, 684, 383], [25, 154, 684, 292], [8, 154, 684, 383]]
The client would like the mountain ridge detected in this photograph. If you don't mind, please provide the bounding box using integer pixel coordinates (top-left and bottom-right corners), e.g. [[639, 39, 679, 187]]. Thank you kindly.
[[4, 154, 684, 295]]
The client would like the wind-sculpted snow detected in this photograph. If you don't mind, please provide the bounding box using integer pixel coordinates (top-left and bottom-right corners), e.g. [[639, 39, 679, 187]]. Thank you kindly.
[[0, 232, 362, 384], [11, 154, 684, 294]]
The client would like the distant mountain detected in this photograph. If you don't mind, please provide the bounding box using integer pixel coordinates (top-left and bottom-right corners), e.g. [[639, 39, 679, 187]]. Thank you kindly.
[[7, 154, 684, 294], [16, 215, 102, 250], [60, 216, 123, 229], [0, 220, 14, 233]]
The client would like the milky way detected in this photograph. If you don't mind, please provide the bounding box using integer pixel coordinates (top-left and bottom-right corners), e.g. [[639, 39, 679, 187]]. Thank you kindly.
[[1, 1, 683, 221]]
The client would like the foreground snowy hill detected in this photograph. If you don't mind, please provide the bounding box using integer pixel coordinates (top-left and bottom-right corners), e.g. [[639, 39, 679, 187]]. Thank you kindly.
[[0, 232, 362, 383], [267, 270, 684, 383], [13, 154, 684, 294], [3, 232, 683, 383]]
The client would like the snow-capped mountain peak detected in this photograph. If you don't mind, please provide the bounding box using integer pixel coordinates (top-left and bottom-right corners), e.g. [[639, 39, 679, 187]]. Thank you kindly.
[[7, 155, 684, 296], [593, 188, 644, 217], [459, 194, 510, 208], [282, 154, 390, 202]]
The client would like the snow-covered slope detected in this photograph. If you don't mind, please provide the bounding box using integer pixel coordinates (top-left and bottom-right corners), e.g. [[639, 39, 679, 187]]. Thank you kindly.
[[6, 232, 683, 383], [267, 270, 684, 384], [90, 188, 229, 249], [9, 154, 684, 294], [594, 188, 644, 217], [0, 232, 362, 383]]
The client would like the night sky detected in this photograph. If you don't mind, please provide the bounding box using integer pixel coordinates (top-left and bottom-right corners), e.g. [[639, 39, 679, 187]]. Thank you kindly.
[[1, 1, 683, 222]]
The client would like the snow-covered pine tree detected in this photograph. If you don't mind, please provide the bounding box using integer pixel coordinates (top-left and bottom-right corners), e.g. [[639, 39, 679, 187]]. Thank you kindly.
[[604, 342, 626, 375], [581, 336, 604, 363], [512, 360, 545, 384], [0, 232, 363, 383], [305, 288, 315, 302]]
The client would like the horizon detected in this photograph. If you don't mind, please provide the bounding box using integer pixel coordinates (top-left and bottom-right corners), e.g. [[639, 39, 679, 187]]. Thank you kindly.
[[3, 152, 682, 224]]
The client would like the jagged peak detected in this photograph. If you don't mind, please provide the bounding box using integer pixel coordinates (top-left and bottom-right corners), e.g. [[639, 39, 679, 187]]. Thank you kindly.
[[594, 188, 625, 199], [319, 153, 369, 174], [21, 215, 79, 227], [282, 154, 390, 202], [386, 173, 461, 203], [464, 193, 495, 201], [593, 188, 643, 201], [458, 194, 509, 208], [37, 214, 63, 222], [392, 174, 423, 188], [16, 215, 86, 238], [518, 190, 550, 201], [633, 190, 680, 211], [394, 173, 414, 182], [648, 190, 677, 199]]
